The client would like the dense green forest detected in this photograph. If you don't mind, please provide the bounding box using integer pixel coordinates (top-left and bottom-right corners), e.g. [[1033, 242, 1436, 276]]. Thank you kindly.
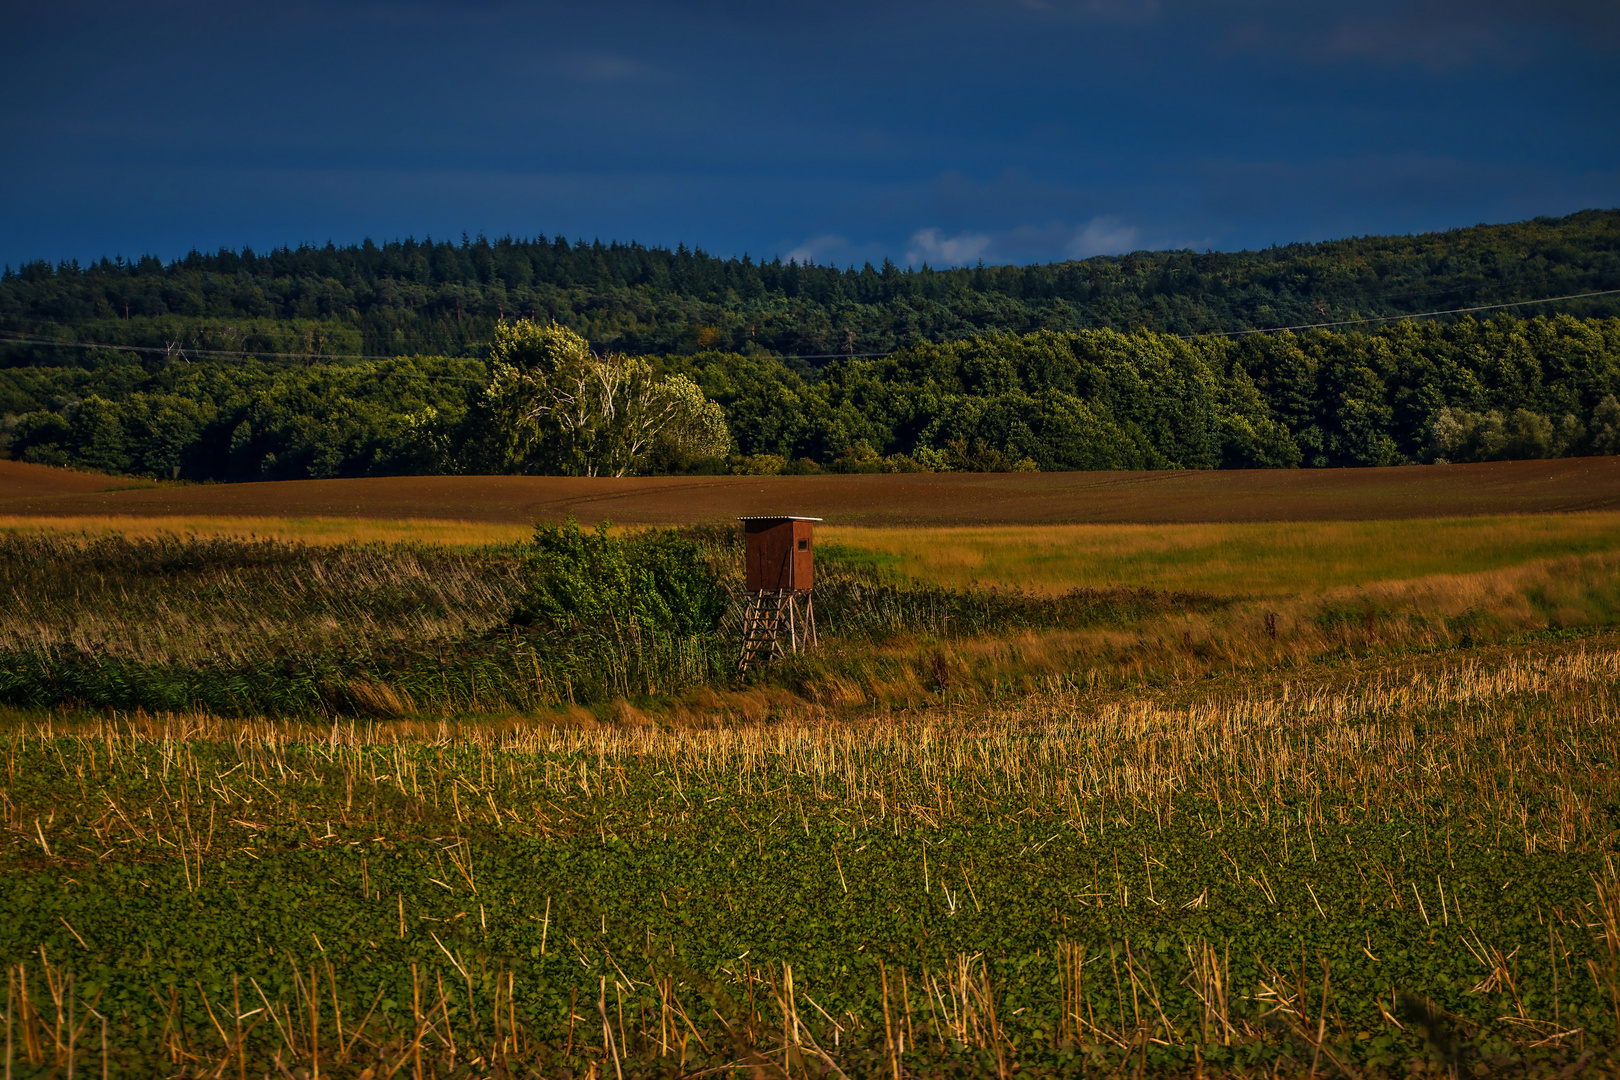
[[3, 210, 1617, 479], [4, 314, 1618, 479], [3, 210, 1618, 362]]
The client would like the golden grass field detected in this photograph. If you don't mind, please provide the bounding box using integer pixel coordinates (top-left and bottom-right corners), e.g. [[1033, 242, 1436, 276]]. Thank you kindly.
[[0, 513, 533, 547], [6, 507, 1619, 601], [6, 456, 1620, 604], [820, 511, 1620, 596]]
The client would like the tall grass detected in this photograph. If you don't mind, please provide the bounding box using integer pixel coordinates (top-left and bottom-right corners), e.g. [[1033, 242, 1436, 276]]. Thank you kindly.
[[0, 533, 526, 664], [0, 533, 732, 715], [2, 522, 1618, 720]]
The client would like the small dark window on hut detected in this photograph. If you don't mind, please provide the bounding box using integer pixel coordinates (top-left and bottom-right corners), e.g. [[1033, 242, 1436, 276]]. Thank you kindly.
[[797, 539, 809, 551]]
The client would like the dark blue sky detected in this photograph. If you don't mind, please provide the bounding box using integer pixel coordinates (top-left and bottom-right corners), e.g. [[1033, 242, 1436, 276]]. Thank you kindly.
[[3, 0, 1617, 269]]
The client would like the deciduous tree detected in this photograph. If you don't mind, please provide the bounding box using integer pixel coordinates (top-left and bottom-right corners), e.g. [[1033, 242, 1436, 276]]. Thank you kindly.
[[484, 321, 729, 476]]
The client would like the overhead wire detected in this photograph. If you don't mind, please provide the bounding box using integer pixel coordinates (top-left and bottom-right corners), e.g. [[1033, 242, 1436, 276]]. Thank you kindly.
[[788, 287, 1620, 354], [0, 330, 488, 383], [1197, 287, 1620, 338], [0, 285, 1615, 371]]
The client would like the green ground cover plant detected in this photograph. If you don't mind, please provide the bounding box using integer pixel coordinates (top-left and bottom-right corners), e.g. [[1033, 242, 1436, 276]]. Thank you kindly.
[[1, 638, 1619, 1076]]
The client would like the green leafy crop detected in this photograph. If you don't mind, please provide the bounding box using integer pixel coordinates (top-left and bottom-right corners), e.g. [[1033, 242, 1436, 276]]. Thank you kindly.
[[0, 636, 1617, 1075]]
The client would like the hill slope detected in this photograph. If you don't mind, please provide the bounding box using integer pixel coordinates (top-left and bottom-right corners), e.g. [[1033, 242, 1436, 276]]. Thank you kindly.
[[3, 210, 1617, 361]]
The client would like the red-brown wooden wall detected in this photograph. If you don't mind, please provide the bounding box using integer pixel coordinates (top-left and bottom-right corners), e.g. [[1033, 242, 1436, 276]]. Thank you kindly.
[[744, 518, 815, 591]]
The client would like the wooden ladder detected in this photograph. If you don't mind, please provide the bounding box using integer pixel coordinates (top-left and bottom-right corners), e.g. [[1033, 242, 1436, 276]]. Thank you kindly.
[[738, 591, 793, 673]]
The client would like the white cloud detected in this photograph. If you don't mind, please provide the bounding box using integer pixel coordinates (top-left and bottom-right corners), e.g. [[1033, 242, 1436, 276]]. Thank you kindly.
[[904, 227, 993, 266], [1068, 216, 1138, 258], [784, 233, 850, 264]]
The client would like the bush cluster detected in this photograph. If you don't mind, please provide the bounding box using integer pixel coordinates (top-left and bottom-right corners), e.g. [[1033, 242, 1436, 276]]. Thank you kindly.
[[512, 518, 726, 638]]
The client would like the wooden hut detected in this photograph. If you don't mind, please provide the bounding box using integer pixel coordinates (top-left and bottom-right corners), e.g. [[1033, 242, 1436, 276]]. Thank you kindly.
[[737, 516, 821, 670]]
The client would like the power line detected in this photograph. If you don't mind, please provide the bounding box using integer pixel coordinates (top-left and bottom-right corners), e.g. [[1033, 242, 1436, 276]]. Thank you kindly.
[[1201, 287, 1620, 338], [2, 283, 1616, 370], [786, 287, 1620, 353], [784, 351, 896, 360], [0, 327, 900, 366], [769, 286, 1620, 352], [0, 331, 488, 383], [0, 331, 450, 364]]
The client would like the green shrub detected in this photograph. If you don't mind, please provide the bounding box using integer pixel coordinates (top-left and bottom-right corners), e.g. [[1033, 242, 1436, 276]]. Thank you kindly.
[[511, 518, 725, 637]]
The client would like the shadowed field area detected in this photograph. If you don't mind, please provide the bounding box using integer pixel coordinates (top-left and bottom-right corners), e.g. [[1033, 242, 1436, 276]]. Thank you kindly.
[[5, 456, 1620, 526]]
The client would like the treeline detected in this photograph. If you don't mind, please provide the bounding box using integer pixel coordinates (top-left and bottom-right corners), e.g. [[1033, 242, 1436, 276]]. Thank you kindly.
[[670, 314, 1620, 471], [4, 314, 1618, 480], [0, 355, 482, 481], [2, 211, 1618, 361]]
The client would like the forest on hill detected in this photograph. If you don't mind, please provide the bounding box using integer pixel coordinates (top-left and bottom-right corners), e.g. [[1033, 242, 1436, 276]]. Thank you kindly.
[[2, 210, 1618, 362], [3, 314, 1618, 481]]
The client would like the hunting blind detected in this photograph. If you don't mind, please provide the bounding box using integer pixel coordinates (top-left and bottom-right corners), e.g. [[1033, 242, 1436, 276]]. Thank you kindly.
[[737, 516, 820, 671]]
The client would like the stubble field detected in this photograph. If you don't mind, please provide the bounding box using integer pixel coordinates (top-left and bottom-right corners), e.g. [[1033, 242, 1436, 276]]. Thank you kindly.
[[2, 459, 1620, 1076]]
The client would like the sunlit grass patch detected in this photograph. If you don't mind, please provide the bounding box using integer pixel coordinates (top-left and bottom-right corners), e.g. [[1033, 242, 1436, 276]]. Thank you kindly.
[[822, 511, 1620, 596], [0, 513, 533, 547]]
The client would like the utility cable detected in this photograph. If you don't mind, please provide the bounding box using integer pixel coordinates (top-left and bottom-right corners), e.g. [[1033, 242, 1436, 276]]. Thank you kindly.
[[0, 331, 487, 383], [1, 285, 1616, 367], [1201, 287, 1620, 338]]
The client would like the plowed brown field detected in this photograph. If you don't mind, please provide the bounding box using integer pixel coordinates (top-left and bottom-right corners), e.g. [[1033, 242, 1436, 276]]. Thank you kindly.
[[3, 456, 1620, 526]]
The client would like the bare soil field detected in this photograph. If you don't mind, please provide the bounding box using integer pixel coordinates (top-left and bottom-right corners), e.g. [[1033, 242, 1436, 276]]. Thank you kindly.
[[3, 455, 1620, 525], [0, 459, 151, 499]]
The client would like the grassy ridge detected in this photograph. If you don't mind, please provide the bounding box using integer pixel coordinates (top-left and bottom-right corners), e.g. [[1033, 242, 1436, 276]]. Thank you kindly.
[[2, 640, 1618, 1075], [0, 513, 535, 547]]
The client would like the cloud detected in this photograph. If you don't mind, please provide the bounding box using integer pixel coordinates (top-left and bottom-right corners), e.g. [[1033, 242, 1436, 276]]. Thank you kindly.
[[904, 227, 993, 266], [897, 218, 1142, 266], [1068, 216, 1139, 258], [783, 234, 849, 264]]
